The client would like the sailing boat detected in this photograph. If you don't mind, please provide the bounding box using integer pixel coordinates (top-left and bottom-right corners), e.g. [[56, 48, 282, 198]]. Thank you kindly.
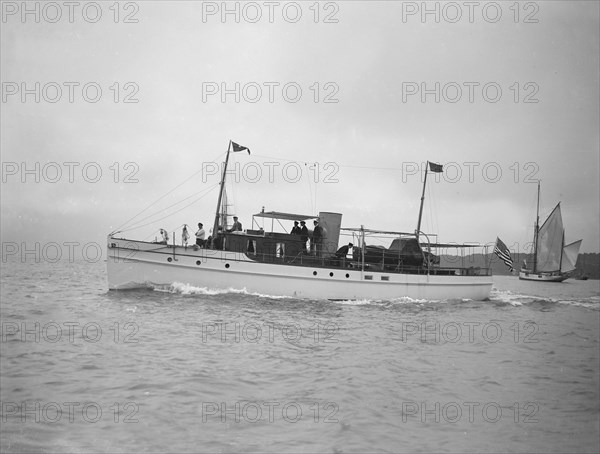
[[519, 182, 582, 282]]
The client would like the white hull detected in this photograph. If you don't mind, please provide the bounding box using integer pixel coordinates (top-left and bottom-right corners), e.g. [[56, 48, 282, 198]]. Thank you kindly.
[[107, 238, 493, 301], [518, 270, 569, 282]]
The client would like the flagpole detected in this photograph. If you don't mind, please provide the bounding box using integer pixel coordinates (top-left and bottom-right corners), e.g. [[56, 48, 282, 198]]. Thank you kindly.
[[416, 161, 429, 238], [213, 140, 232, 244]]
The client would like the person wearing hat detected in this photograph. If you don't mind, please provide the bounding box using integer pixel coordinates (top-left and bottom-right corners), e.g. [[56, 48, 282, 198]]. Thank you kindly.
[[299, 220, 309, 253], [335, 243, 354, 258], [229, 216, 243, 232], [195, 223, 206, 247], [290, 221, 301, 235], [334, 242, 353, 267]]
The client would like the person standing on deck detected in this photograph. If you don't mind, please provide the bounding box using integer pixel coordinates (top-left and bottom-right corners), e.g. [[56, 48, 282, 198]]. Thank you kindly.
[[159, 229, 169, 244], [312, 220, 323, 257], [195, 223, 206, 247], [182, 224, 190, 247], [300, 221, 309, 253], [290, 221, 301, 235]]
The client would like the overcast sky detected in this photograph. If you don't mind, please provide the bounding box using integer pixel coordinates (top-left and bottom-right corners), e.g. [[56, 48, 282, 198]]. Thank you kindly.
[[1, 1, 599, 259]]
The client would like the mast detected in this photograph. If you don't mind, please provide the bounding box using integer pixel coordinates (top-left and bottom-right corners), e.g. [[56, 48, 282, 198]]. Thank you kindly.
[[416, 161, 429, 239], [559, 229, 565, 273], [532, 181, 540, 272], [213, 140, 232, 240]]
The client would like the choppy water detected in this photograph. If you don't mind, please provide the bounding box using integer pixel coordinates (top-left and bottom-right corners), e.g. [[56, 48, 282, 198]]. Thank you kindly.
[[1, 259, 599, 453]]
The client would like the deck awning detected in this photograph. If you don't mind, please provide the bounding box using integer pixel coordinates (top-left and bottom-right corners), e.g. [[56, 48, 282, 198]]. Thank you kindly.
[[253, 211, 317, 221]]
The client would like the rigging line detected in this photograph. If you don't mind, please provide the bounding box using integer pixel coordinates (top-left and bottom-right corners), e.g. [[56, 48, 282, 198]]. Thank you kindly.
[[252, 153, 407, 172], [424, 176, 433, 236], [427, 178, 436, 238], [250, 153, 308, 164], [433, 190, 439, 240], [120, 183, 219, 232], [250, 153, 334, 172], [338, 164, 407, 171], [228, 168, 238, 218], [314, 178, 318, 214], [248, 153, 318, 214], [113, 151, 227, 232], [142, 223, 187, 242], [305, 163, 315, 215], [125, 193, 214, 234], [431, 180, 439, 239], [120, 184, 219, 233]]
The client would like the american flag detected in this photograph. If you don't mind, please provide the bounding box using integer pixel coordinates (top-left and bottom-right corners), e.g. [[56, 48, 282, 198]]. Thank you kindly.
[[494, 237, 514, 272]]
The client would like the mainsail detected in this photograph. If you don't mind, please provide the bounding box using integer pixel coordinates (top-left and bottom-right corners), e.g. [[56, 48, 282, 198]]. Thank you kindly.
[[520, 182, 583, 281], [560, 239, 582, 273], [535, 204, 563, 272]]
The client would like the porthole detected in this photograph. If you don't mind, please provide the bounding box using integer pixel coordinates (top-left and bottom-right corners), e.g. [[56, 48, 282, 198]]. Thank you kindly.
[[329, 272, 334, 277], [313, 271, 317, 276], [345, 273, 350, 278], [196, 260, 201, 265], [167, 257, 172, 262], [225, 263, 230, 269]]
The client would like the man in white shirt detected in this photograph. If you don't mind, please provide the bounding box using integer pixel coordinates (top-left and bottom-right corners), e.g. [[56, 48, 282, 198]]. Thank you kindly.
[[195, 223, 206, 247]]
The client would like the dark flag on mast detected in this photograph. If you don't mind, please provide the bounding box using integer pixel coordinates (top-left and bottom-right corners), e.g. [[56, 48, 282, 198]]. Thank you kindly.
[[428, 162, 443, 173], [494, 237, 514, 272], [232, 141, 251, 154]]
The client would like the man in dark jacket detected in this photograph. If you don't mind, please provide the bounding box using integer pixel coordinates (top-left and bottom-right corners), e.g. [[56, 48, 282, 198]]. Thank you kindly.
[[290, 221, 301, 235], [300, 221, 309, 253], [335, 243, 353, 258]]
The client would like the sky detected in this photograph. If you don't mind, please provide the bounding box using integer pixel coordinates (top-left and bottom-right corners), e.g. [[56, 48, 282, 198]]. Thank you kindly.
[[1, 0, 599, 261]]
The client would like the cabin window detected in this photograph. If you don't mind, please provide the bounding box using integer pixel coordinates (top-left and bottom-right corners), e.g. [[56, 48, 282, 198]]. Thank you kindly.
[[381, 276, 389, 281], [276, 242, 285, 258], [364, 275, 373, 280]]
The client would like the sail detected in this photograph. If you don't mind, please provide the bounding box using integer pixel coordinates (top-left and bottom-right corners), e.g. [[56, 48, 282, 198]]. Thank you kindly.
[[560, 239, 582, 273], [535, 204, 563, 272]]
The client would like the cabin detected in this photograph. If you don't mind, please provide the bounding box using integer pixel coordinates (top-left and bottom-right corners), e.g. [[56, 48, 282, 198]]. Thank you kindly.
[[215, 210, 341, 265]]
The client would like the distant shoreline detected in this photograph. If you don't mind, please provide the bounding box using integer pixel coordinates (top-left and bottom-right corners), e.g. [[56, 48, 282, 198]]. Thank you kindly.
[[439, 252, 600, 280]]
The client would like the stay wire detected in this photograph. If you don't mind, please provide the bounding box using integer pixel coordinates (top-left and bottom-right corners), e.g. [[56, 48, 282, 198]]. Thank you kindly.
[[122, 183, 219, 233], [112, 151, 226, 233]]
